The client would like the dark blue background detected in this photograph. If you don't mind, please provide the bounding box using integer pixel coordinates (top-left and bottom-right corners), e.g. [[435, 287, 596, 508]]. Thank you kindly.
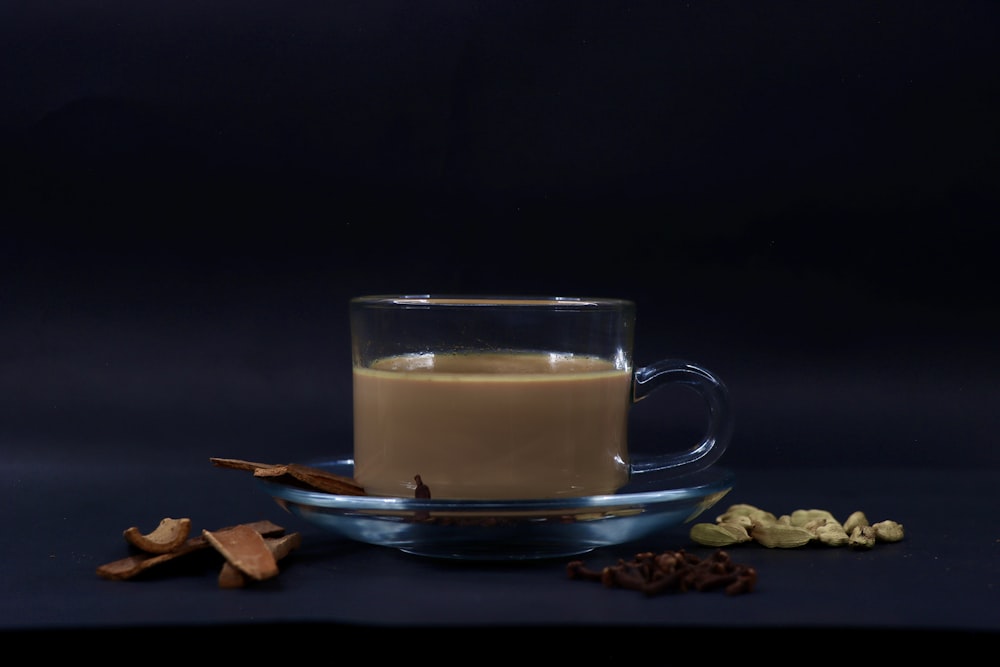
[[2, 1, 998, 471]]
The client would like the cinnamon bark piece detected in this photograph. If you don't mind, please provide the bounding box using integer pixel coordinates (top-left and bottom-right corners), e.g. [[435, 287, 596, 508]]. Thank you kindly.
[[265, 532, 303, 560], [96, 538, 208, 581], [282, 463, 366, 495], [243, 461, 364, 495], [209, 458, 285, 473], [96, 519, 285, 581], [217, 562, 248, 589], [123, 517, 192, 554], [210, 457, 366, 496], [202, 524, 279, 581], [217, 532, 302, 589]]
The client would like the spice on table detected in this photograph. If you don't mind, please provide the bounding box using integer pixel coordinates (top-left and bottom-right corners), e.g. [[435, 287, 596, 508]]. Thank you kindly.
[[689, 503, 905, 549], [567, 548, 758, 596], [123, 517, 192, 554], [96, 518, 298, 588], [202, 524, 280, 582]]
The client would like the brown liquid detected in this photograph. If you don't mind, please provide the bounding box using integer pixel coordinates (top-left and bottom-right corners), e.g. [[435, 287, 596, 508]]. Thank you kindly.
[[352, 352, 632, 499]]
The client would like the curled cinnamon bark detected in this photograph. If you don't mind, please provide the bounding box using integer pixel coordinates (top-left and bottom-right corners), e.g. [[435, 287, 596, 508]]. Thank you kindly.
[[210, 457, 366, 495]]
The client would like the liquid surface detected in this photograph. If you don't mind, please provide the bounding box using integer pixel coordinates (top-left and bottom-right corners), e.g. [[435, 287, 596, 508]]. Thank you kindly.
[[353, 352, 632, 499]]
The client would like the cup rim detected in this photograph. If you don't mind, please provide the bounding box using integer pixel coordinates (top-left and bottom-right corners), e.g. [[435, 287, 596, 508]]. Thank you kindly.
[[351, 294, 634, 309]]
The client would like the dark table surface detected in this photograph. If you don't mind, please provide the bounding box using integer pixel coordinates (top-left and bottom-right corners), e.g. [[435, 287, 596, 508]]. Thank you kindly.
[[4, 448, 997, 650]]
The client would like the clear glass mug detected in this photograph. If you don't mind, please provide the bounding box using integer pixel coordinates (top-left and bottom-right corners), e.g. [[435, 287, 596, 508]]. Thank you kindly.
[[350, 295, 732, 500]]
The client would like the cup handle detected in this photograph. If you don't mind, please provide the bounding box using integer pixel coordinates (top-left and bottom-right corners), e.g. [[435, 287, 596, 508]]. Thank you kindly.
[[628, 359, 733, 478]]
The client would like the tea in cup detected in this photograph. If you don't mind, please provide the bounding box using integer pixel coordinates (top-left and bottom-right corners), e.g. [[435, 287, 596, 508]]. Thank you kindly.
[[350, 295, 732, 500]]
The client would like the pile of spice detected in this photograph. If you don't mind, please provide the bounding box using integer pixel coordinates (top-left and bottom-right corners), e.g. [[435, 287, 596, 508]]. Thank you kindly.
[[689, 503, 905, 549], [567, 548, 757, 596], [96, 517, 300, 588]]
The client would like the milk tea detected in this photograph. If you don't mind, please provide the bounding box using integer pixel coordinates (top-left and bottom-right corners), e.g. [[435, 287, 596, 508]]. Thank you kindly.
[[352, 351, 632, 499]]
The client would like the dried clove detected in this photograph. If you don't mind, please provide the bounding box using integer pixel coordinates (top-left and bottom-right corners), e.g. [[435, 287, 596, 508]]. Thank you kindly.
[[413, 474, 431, 521], [567, 548, 757, 597], [566, 560, 604, 582]]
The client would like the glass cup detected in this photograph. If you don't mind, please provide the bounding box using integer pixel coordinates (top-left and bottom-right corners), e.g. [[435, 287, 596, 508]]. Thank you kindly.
[[350, 295, 732, 500]]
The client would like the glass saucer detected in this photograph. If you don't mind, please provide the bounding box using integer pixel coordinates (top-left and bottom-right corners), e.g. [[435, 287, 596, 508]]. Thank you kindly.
[[256, 458, 734, 560]]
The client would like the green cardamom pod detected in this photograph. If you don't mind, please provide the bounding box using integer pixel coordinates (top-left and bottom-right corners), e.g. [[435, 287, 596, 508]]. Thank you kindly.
[[843, 511, 869, 534], [848, 525, 877, 549], [872, 520, 905, 542], [751, 523, 814, 548], [690, 522, 750, 547], [789, 509, 838, 527]]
